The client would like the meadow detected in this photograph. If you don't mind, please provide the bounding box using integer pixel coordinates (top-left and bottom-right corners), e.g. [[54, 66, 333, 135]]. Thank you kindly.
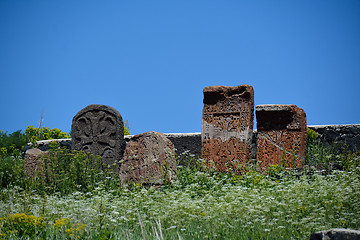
[[0, 127, 359, 239]]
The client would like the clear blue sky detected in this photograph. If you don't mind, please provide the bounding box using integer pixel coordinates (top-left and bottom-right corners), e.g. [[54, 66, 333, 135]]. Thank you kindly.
[[1, 0, 359, 135]]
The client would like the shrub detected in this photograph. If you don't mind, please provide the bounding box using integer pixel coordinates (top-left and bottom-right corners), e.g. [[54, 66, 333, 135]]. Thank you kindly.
[[307, 127, 318, 144], [0, 130, 27, 157], [25, 126, 70, 145], [0, 154, 25, 189], [0, 126, 70, 157]]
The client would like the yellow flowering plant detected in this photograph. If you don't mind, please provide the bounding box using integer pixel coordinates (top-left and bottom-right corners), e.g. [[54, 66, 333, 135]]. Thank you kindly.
[[53, 217, 86, 239], [25, 126, 70, 145], [0, 213, 46, 239]]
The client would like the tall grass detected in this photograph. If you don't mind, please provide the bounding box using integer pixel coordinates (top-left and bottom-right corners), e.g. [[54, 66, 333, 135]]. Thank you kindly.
[[0, 167, 359, 239], [0, 128, 360, 239]]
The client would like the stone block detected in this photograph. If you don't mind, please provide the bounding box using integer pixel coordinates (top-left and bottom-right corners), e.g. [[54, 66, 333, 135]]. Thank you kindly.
[[256, 104, 307, 171], [201, 85, 254, 174], [24, 148, 49, 178], [119, 131, 177, 185], [310, 228, 360, 240], [71, 104, 126, 170]]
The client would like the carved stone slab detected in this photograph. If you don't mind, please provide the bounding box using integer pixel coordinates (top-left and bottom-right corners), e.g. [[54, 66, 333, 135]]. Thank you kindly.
[[119, 131, 176, 185], [201, 85, 254, 174], [71, 104, 125, 169], [24, 148, 49, 178], [256, 104, 307, 171]]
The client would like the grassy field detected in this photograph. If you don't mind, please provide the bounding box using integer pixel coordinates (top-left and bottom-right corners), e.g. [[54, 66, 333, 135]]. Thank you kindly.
[[0, 127, 359, 239]]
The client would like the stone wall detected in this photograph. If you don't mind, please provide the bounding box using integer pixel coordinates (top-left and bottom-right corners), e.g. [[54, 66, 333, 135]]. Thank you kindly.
[[308, 124, 360, 151], [26, 124, 360, 161]]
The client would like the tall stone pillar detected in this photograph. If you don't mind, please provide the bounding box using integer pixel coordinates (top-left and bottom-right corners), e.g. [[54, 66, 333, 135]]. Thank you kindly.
[[71, 104, 126, 170], [201, 85, 254, 174], [256, 104, 307, 171]]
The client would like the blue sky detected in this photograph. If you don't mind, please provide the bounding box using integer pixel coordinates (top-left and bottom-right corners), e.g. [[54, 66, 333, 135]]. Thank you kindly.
[[1, 0, 359, 135]]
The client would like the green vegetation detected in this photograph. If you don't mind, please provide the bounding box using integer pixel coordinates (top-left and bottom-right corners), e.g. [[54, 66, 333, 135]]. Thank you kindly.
[[124, 120, 131, 136], [0, 126, 70, 158], [0, 126, 359, 239], [25, 144, 120, 196], [306, 127, 360, 173]]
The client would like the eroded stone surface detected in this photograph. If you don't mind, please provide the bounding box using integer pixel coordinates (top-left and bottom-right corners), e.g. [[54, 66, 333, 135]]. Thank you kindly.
[[71, 104, 125, 169], [310, 228, 360, 240], [256, 104, 307, 171], [119, 131, 176, 184], [24, 148, 49, 178], [201, 85, 254, 174]]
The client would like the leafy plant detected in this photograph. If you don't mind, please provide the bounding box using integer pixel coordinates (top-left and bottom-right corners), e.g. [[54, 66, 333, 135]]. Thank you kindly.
[[307, 127, 318, 144], [124, 126, 130, 136], [30, 144, 120, 195], [0, 130, 27, 157], [0, 213, 46, 239], [25, 125, 70, 145], [0, 154, 26, 189], [124, 120, 131, 136], [265, 164, 285, 180], [53, 217, 86, 239], [306, 128, 360, 172], [0, 126, 70, 157]]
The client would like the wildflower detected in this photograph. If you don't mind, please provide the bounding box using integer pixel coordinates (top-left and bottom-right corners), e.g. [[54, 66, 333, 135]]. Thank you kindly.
[[54, 218, 70, 228]]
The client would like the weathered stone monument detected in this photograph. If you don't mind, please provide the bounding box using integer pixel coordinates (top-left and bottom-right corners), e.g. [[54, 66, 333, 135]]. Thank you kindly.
[[71, 104, 125, 169], [24, 148, 49, 178], [120, 131, 177, 184], [256, 104, 307, 170], [201, 85, 254, 174]]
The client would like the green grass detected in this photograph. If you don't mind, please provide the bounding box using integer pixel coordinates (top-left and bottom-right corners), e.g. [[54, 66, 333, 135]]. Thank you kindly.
[[0, 168, 359, 239], [0, 128, 360, 239]]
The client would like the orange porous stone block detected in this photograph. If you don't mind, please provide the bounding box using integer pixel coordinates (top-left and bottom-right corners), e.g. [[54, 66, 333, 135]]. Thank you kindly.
[[201, 85, 254, 174], [119, 131, 177, 185], [256, 104, 307, 171]]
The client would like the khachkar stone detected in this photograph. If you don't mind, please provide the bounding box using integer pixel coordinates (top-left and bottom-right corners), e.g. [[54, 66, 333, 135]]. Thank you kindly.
[[119, 131, 177, 185], [71, 104, 125, 170], [201, 85, 254, 174], [256, 104, 307, 171], [24, 148, 49, 178]]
